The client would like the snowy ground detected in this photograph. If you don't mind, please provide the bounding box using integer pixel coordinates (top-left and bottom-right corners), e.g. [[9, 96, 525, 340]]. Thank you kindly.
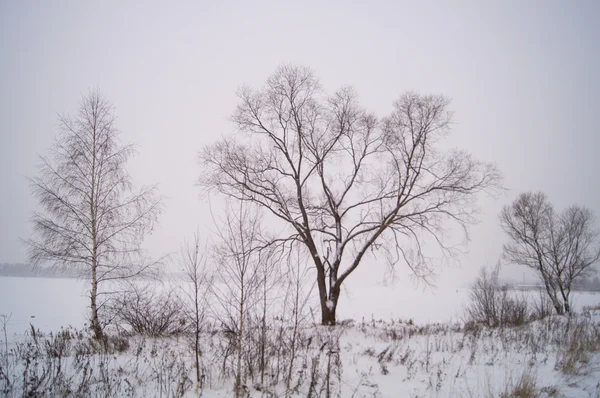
[[1, 276, 600, 397], [1, 276, 598, 338]]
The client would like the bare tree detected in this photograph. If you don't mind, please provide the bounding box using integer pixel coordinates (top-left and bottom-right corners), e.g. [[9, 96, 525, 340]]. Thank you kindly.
[[284, 247, 316, 396], [199, 65, 501, 325], [179, 230, 212, 390], [500, 192, 600, 314], [211, 199, 265, 397], [25, 91, 162, 339], [255, 240, 279, 386]]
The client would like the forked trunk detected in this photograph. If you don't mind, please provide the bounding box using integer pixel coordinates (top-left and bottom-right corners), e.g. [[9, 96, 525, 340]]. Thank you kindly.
[[553, 303, 564, 315], [316, 262, 340, 326], [320, 288, 340, 326], [540, 273, 564, 316]]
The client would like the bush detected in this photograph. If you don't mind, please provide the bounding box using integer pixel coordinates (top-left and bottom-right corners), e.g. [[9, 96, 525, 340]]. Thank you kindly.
[[531, 288, 554, 320], [106, 283, 188, 337], [465, 264, 531, 328], [500, 293, 529, 327]]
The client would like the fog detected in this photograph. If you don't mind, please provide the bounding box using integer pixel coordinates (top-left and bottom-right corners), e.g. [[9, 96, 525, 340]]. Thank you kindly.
[[1, 1, 599, 288]]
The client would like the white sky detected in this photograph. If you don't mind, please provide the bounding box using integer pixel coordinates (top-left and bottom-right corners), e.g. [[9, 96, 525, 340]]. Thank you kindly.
[[1, 1, 599, 288]]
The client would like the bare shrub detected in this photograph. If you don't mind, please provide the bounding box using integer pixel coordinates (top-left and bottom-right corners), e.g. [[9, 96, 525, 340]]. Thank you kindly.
[[500, 293, 529, 327], [107, 283, 187, 337], [531, 288, 555, 320], [465, 264, 502, 327], [465, 264, 530, 328]]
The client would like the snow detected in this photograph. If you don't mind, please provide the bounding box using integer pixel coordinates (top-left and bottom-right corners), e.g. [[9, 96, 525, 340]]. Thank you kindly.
[[0, 276, 89, 338], [1, 275, 600, 397], [1, 275, 599, 338], [326, 299, 334, 311]]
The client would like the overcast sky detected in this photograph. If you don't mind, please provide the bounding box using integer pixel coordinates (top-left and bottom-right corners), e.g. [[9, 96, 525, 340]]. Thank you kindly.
[[1, 1, 599, 288]]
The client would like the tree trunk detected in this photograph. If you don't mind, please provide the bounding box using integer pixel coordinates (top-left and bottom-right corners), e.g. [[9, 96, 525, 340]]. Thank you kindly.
[[235, 287, 244, 398], [89, 128, 102, 341], [260, 271, 267, 385], [321, 307, 336, 326], [552, 300, 564, 315], [316, 260, 341, 325], [558, 285, 571, 314], [286, 278, 300, 397], [540, 273, 564, 315], [90, 266, 103, 340], [194, 299, 201, 389], [320, 287, 340, 326], [195, 328, 200, 387]]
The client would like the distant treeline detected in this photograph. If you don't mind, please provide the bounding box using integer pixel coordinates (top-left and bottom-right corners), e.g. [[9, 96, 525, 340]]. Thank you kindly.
[[506, 276, 600, 293], [0, 263, 166, 280], [572, 276, 600, 292], [0, 263, 82, 278]]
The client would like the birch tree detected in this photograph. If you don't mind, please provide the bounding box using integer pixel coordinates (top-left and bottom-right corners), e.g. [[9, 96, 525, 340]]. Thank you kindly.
[[26, 91, 162, 339], [179, 231, 212, 390], [211, 199, 264, 397]]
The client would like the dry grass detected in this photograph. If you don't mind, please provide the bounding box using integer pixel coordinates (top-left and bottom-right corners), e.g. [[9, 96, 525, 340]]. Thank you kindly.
[[555, 317, 600, 376], [500, 371, 538, 398]]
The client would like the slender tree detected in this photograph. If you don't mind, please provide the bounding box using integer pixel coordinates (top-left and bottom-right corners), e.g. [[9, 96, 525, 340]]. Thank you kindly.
[[199, 65, 502, 325], [179, 231, 212, 390], [211, 199, 264, 397], [26, 91, 162, 339], [284, 247, 315, 396], [500, 192, 600, 314]]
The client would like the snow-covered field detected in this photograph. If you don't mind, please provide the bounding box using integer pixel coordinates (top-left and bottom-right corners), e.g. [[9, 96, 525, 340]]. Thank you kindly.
[[1, 276, 599, 337], [0, 277, 90, 338], [1, 276, 600, 397]]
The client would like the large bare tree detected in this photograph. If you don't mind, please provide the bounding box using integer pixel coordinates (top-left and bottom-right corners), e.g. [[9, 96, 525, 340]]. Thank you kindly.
[[26, 91, 162, 339], [500, 192, 600, 314], [199, 65, 501, 325]]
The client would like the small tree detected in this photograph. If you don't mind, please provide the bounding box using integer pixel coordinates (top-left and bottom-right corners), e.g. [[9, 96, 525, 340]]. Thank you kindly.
[[500, 192, 600, 314], [26, 91, 162, 339], [211, 199, 265, 397], [283, 247, 315, 396], [255, 242, 278, 386], [199, 65, 502, 325], [179, 231, 212, 390]]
